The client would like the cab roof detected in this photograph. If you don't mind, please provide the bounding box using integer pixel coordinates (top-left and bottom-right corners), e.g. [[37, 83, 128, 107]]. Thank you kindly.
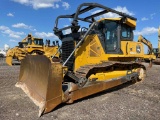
[[98, 18, 136, 28]]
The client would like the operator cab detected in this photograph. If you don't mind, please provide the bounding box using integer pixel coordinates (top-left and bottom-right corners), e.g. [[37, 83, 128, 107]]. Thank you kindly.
[[27, 38, 44, 46], [95, 18, 135, 54], [152, 48, 159, 57]]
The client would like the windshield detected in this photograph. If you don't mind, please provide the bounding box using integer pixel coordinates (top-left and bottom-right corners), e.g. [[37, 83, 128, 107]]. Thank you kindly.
[[34, 39, 43, 45], [19, 42, 28, 48], [28, 38, 32, 45], [103, 20, 118, 52]]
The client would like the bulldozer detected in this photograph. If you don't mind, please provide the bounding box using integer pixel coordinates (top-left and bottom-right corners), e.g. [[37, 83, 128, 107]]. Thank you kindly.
[[6, 34, 60, 66], [152, 26, 160, 64], [15, 3, 156, 116]]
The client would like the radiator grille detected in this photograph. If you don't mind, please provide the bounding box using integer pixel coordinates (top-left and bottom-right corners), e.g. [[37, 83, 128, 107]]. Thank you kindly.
[[62, 40, 74, 70]]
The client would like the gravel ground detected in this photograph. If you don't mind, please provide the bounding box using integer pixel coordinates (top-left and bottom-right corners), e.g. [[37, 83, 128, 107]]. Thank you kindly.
[[0, 58, 160, 120]]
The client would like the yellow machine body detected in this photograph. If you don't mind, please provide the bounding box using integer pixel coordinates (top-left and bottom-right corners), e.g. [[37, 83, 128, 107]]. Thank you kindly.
[[74, 35, 155, 72], [152, 26, 160, 64]]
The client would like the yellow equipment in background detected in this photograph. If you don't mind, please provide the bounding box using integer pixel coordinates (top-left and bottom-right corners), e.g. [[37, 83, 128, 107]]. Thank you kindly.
[[152, 26, 160, 64], [138, 35, 154, 64], [138, 35, 153, 55], [6, 34, 60, 66], [16, 3, 156, 116]]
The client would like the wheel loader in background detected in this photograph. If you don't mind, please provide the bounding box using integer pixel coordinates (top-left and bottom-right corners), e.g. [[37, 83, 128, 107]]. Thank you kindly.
[[15, 3, 156, 116], [152, 26, 160, 64], [6, 34, 60, 66]]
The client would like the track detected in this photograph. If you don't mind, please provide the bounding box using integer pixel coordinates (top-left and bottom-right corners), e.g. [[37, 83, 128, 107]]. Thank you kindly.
[[0, 58, 160, 120], [75, 61, 145, 78]]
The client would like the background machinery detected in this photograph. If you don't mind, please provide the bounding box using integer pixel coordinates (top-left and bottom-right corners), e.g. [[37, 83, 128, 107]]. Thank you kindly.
[[6, 34, 60, 65], [16, 3, 155, 116], [138, 35, 154, 64], [152, 26, 160, 64]]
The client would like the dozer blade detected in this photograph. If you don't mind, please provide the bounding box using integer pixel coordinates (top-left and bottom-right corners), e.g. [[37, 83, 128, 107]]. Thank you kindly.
[[15, 55, 63, 116], [6, 56, 13, 66]]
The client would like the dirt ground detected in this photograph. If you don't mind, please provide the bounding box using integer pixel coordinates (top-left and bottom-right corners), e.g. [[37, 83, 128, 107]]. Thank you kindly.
[[0, 58, 160, 120]]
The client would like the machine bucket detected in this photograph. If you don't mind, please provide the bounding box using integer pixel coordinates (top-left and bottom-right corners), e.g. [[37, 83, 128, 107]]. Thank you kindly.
[[15, 55, 63, 116], [6, 56, 13, 66]]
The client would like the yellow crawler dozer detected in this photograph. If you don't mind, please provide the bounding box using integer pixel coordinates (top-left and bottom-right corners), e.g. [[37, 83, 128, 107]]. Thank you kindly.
[[6, 34, 60, 65], [16, 3, 156, 116]]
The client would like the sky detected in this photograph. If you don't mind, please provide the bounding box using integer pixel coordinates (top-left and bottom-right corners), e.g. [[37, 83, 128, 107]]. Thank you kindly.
[[0, 0, 160, 51]]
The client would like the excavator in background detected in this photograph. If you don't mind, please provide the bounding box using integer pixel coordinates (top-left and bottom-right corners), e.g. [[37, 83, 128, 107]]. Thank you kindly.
[[6, 34, 60, 66], [15, 3, 156, 116], [138, 35, 153, 55], [138, 35, 154, 64], [152, 26, 160, 64]]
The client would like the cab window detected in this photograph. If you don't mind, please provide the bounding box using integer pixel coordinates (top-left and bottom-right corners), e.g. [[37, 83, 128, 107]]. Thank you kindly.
[[28, 38, 32, 45], [34, 39, 43, 45], [121, 25, 132, 40], [104, 21, 118, 52]]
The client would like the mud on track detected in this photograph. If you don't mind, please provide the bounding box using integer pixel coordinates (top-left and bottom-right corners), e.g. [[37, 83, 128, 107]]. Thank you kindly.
[[0, 58, 160, 120]]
